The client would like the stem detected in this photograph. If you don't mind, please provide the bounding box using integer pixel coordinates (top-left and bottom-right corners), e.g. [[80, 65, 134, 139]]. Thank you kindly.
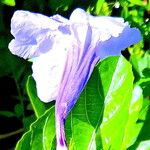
[[0, 128, 24, 140]]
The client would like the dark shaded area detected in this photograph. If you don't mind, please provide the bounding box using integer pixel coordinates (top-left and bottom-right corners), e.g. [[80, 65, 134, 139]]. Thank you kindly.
[[0, 77, 18, 111], [0, 77, 22, 149], [0, 117, 23, 150]]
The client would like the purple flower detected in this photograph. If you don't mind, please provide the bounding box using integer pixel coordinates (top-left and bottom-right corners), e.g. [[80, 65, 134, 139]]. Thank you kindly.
[[9, 8, 141, 150]]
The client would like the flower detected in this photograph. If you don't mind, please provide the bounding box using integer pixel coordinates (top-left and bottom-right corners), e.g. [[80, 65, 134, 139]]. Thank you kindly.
[[9, 8, 141, 150]]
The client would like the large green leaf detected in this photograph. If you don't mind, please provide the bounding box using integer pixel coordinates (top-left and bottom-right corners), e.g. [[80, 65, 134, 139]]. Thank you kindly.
[[66, 56, 137, 149], [99, 55, 136, 149], [65, 67, 104, 150]]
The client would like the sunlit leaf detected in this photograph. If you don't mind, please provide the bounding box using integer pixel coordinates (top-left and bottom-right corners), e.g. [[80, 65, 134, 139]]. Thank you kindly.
[[94, 0, 105, 15], [130, 50, 150, 97], [128, 0, 147, 7], [122, 86, 143, 148], [130, 51, 150, 78], [99, 55, 135, 149], [1, 0, 15, 6]]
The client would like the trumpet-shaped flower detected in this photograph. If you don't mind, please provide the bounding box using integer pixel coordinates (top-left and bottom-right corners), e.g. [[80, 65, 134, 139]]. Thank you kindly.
[[9, 8, 141, 150]]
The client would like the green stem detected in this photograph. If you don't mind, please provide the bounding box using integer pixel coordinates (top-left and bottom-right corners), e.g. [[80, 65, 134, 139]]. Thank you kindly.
[[0, 128, 24, 140]]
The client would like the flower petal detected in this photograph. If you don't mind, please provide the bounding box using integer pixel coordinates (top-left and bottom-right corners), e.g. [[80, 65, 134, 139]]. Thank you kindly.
[[9, 29, 52, 59], [32, 50, 66, 102], [96, 26, 142, 58], [32, 33, 71, 102], [89, 16, 128, 38], [70, 8, 129, 41], [9, 10, 68, 59], [69, 8, 89, 23]]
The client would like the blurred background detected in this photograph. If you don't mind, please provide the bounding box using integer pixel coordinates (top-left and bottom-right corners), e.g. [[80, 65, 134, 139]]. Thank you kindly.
[[0, 0, 149, 149]]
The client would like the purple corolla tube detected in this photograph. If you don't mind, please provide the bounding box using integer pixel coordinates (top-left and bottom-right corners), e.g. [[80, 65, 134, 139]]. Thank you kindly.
[[8, 8, 141, 150]]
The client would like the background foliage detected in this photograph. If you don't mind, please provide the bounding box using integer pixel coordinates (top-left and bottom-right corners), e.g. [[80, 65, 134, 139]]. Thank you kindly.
[[0, 0, 149, 149]]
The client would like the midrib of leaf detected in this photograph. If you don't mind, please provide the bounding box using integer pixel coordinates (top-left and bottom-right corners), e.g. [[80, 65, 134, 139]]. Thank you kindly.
[[84, 86, 91, 125]]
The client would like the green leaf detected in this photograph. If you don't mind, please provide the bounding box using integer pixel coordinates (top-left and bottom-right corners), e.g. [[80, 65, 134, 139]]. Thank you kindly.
[[48, 0, 73, 12], [122, 86, 143, 148], [66, 55, 137, 149], [128, 0, 147, 7], [137, 101, 150, 141], [15, 131, 32, 150], [15, 106, 55, 150], [128, 99, 150, 149], [23, 115, 36, 131], [99, 55, 135, 149], [30, 107, 55, 150], [130, 51, 150, 78], [136, 77, 150, 97], [130, 51, 150, 97], [94, 0, 105, 15], [26, 76, 47, 118], [65, 67, 104, 149], [1, 0, 15, 6]]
